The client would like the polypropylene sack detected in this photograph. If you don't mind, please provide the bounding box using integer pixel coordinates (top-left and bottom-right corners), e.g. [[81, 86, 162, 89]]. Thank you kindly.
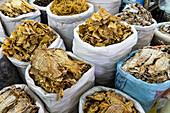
[[115, 50, 170, 112], [47, 3, 94, 50], [6, 30, 65, 82], [152, 22, 170, 45], [79, 86, 145, 113], [25, 51, 95, 113], [0, 7, 41, 36], [86, 0, 121, 15], [0, 84, 46, 113], [73, 22, 138, 87], [29, 0, 48, 24]]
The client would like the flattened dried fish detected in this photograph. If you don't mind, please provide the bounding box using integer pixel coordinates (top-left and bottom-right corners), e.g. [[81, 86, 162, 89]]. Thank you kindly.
[[2, 20, 57, 61], [29, 48, 91, 100], [78, 6, 133, 47]]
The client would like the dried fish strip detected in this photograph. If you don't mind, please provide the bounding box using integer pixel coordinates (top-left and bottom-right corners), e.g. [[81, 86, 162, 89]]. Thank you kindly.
[[158, 23, 170, 34], [77, 6, 133, 47], [0, 86, 39, 113], [2, 20, 57, 61], [34, 0, 53, 7], [50, 0, 89, 16], [122, 46, 170, 83], [117, 3, 153, 26], [0, 0, 36, 17], [83, 90, 138, 113], [29, 48, 90, 100]]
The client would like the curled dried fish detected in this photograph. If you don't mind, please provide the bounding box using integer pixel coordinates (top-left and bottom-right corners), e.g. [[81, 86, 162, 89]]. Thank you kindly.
[[158, 23, 170, 34]]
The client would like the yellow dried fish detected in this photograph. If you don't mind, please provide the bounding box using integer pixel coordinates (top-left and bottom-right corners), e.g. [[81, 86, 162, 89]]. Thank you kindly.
[[29, 48, 90, 100], [78, 6, 133, 47], [2, 20, 57, 61], [50, 0, 89, 16], [0, 0, 36, 17]]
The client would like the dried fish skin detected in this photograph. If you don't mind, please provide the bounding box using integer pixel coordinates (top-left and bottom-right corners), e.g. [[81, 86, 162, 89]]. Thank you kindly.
[[50, 0, 89, 16], [0, 0, 36, 17], [122, 46, 170, 83], [2, 20, 57, 62], [78, 6, 133, 47], [29, 48, 91, 100], [83, 90, 138, 113]]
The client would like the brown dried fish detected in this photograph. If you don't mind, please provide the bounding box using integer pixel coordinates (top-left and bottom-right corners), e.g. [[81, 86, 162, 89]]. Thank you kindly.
[[122, 46, 170, 83], [78, 6, 133, 47], [117, 3, 154, 26], [158, 23, 170, 34], [29, 48, 90, 100], [83, 90, 138, 113], [0, 0, 36, 17], [50, 0, 89, 16], [2, 20, 57, 61]]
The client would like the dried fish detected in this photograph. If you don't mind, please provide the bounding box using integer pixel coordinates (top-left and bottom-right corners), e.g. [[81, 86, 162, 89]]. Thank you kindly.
[[50, 0, 89, 16], [117, 3, 154, 26], [34, 0, 53, 7], [158, 23, 170, 34], [0, 86, 39, 113], [77, 6, 133, 47], [2, 20, 57, 61], [0, 0, 36, 17], [122, 46, 170, 83], [83, 90, 138, 113], [29, 48, 90, 100]]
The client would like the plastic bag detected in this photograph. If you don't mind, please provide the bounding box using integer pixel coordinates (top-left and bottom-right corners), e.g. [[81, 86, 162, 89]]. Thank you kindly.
[[6, 30, 65, 82], [73, 22, 137, 87], [0, 84, 46, 113], [0, 7, 41, 36], [159, 0, 170, 13], [115, 50, 170, 112], [86, 0, 121, 15], [47, 3, 94, 50], [79, 86, 145, 113], [25, 51, 95, 113]]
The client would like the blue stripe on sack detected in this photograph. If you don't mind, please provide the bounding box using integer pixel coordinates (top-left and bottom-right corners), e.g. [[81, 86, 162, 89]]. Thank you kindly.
[[20, 16, 39, 21]]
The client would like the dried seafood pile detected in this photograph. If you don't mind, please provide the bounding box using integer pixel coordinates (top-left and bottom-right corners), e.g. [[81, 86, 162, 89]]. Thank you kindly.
[[78, 6, 133, 47], [158, 23, 170, 34], [0, 0, 36, 17], [83, 90, 138, 113], [29, 48, 90, 100], [0, 86, 39, 112], [117, 3, 153, 26], [50, 0, 89, 16], [2, 20, 57, 61], [122, 46, 170, 83], [34, 0, 53, 7]]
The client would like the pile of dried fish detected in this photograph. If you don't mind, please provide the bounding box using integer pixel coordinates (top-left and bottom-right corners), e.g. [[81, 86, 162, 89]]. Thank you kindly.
[[50, 0, 89, 16], [83, 90, 138, 113], [34, 0, 53, 7], [29, 48, 90, 100], [2, 20, 57, 61], [0, 0, 36, 17], [117, 3, 153, 26], [0, 86, 39, 112], [122, 46, 170, 83], [77, 6, 133, 47], [158, 23, 170, 34]]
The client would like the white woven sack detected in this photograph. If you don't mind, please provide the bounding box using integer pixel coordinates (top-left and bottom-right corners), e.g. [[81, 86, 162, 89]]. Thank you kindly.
[[86, 0, 121, 15], [25, 51, 95, 113], [46, 2, 94, 50], [6, 30, 65, 82], [0, 84, 46, 113], [79, 86, 145, 113], [73, 22, 137, 86]]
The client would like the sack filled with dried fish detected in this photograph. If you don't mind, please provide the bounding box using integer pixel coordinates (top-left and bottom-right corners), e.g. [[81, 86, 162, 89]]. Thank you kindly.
[[152, 22, 170, 45], [0, 84, 46, 113], [25, 48, 95, 113], [115, 46, 170, 112], [46, 0, 94, 50], [79, 86, 145, 113], [86, 0, 121, 15], [116, 2, 157, 50], [2, 20, 65, 82], [73, 6, 137, 87]]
